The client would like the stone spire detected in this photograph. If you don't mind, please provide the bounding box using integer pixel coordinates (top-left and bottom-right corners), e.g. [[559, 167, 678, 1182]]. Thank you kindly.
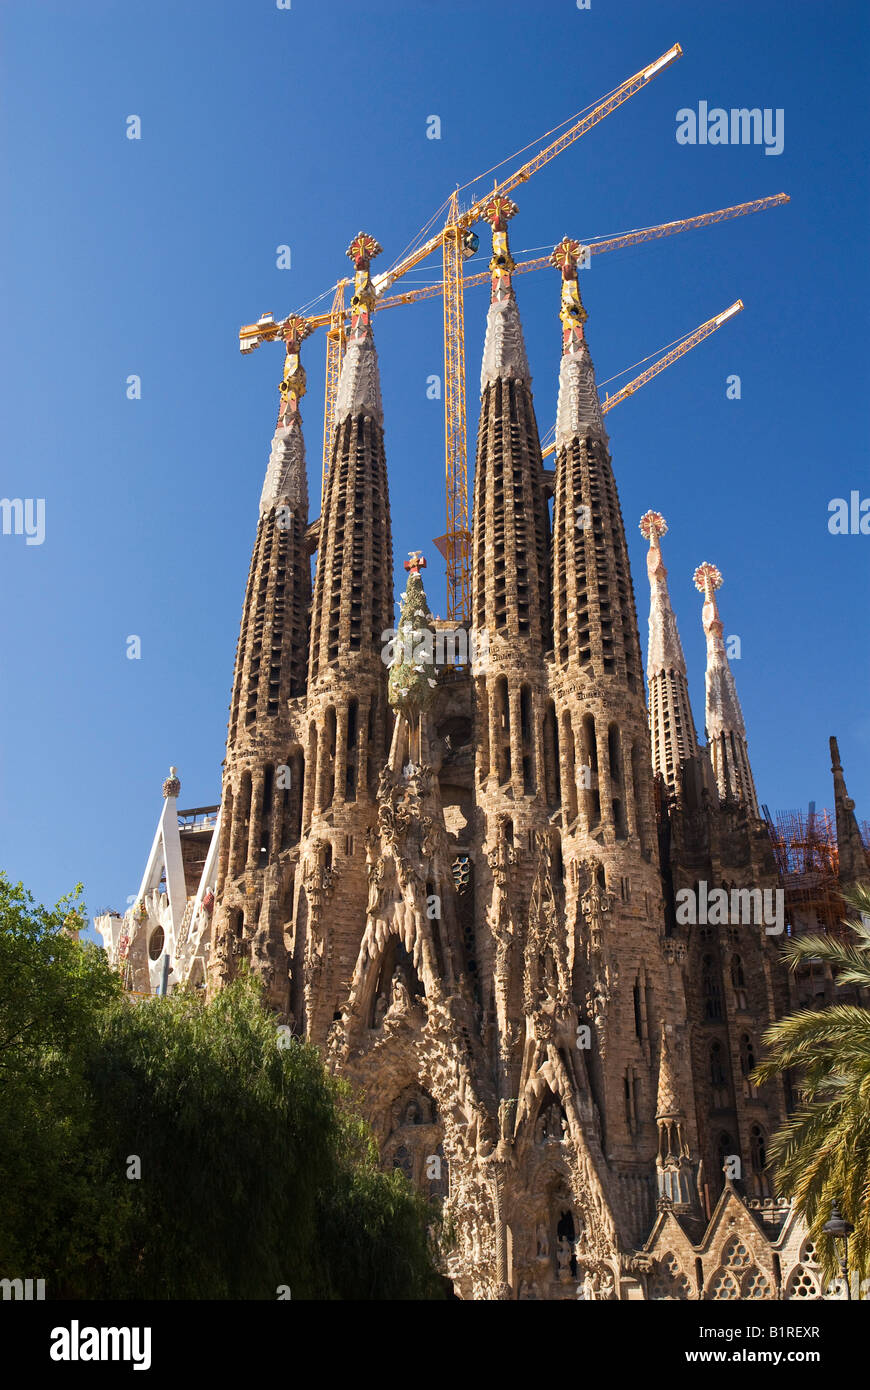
[[655, 1021, 695, 1210], [227, 316, 314, 748], [259, 315, 312, 517], [470, 197, 549, 653], [211, 318, 315, 1011], [639, 511, 701, 798], [550, 237, 643, 692], [309, 233, 393, 685], [693, 563, 758, 815], [551, 236, 606, 447], [830, 736, 870, 888], [479, 195, 531, 390]]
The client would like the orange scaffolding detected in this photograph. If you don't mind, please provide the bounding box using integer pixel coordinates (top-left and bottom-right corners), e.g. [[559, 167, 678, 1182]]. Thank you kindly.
[[765, 807, 849, 941]]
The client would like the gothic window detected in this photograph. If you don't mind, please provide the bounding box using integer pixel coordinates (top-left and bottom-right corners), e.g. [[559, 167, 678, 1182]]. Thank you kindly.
[[742, 1267, 773, 1299], [731, 954, 748, 1009], [799, 1239, 819, 1267], [709, 1042, 728, 1108], [648, 1253, 692, 1301], [702, 955, 723, 1020], [739, 1034, 758, 1097], [706, 1268, 740, 1300], [542, 701, 561, 809], [345, 698, 358, 800], [749, 1125, 767, 1174], [721, 1237, 752, 1270], [562, 711, 578, 823], [786, 1266, 820, 1299]]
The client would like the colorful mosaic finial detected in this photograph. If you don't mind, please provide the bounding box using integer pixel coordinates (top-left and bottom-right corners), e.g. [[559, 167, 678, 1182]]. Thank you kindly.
[[404, 550, 426, 576], [346, 232, 383, 340], [551, 236, 588, 353], [482, 196, 519, 301], [278, 314, 312, 427]]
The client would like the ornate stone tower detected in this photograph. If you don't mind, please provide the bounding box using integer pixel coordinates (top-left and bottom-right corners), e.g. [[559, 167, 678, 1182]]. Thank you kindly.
[[546, 238, 693, 1247], [640, 510, 707, 804], [292, 232, 395, 1041], [694, 561, 759, 814], [469, 196, 553, 1101], [641, 523, 789, 1217], [210, 314, 314, 1010]]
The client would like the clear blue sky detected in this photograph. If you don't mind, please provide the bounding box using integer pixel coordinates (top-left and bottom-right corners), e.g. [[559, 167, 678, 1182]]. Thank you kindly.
[[1, 0, 867, 924]]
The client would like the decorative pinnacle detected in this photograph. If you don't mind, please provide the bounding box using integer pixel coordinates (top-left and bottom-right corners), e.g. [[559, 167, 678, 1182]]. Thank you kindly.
[[693, 562, 723, 600], [552, 236, 588, 352], [278, 315, 312, 424], [481, 194, 519, 232], [162, 765, 181, 799], [640, 510, 668, 543], [550, 236, 584, 278], [404, 550, 426, 575], [346, 233, 382, 340], [346, 232, 383, 270], [483, 196, 518, 300]]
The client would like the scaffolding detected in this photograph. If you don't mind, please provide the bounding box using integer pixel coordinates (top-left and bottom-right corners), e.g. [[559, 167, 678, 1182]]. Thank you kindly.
[[764, 806, 849, 941]]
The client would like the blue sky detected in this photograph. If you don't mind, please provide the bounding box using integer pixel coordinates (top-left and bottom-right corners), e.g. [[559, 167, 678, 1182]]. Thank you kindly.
[[1, 0, 867, 924]]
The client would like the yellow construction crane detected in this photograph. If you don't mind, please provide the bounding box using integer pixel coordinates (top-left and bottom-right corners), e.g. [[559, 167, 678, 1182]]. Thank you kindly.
[[240, 43, 684, 618], [540, 299, 745, 458], [238, 42, 788, 622]]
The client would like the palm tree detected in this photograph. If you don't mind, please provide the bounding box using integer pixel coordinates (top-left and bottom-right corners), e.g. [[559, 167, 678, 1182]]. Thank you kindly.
[[752, 883, 870, 1290]]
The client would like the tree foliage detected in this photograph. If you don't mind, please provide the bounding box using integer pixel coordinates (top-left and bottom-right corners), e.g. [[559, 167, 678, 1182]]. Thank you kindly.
[[753, 882, 870, 1286], [0, 873, 444, 1299]]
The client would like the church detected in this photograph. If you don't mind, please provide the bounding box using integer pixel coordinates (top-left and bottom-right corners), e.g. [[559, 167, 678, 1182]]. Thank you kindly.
[[95, 202, 869, 1300]]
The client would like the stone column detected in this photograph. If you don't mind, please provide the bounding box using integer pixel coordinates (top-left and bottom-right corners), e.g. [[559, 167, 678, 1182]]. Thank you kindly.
[[247, 771, 265, 869]]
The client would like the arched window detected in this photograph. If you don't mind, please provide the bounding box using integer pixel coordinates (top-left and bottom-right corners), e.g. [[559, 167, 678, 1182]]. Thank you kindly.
[[710, 1041, 728, 1108], [750, 1125, 766, 1174], [710, 1041, 726, 1085], [731, 954, 748, 1008], [702, 955, 723, 1020]]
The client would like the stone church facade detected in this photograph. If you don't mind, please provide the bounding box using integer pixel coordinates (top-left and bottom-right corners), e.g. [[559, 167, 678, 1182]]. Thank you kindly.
[[96, 211, 868, 1300]]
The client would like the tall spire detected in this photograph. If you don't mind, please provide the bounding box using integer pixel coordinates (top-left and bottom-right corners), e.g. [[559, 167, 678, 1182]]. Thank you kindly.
[[309, 232, 393, 685], [693, 562, 758, 814], [550, 238, 643, 692], [551, 236, 606, 447], [470, 198, 549, 652], [479, 195, 531, 390], [334, 232, 384, 424], [655, 1021, 695, 1210], [260, 314, 312, 517], [212, 317, 314, 1010], [639, 511, 700, 797], [830, 736, 870, 887]]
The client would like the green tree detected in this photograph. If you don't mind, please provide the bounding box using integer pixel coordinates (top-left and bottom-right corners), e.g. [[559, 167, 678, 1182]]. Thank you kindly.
[[0, 872, 123, 1283], [753, 883, 870, 1288], [0, 876, 444, 1299]]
